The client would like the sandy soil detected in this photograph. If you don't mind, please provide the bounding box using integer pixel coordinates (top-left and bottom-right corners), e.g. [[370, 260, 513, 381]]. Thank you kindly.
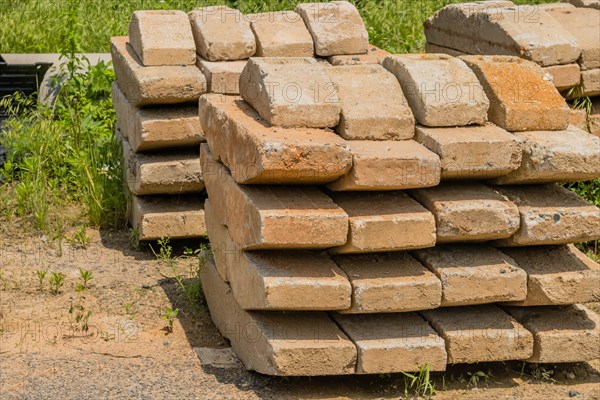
[[1, 228, 599, 399]]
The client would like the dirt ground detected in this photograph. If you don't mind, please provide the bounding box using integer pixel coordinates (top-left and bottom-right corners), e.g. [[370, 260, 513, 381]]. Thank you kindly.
[[1, 228, 599, 400]]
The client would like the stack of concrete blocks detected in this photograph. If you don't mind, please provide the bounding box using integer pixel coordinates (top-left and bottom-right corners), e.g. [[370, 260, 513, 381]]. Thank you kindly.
[[195, 2, 600, 376], [423, 0, 600, 136]]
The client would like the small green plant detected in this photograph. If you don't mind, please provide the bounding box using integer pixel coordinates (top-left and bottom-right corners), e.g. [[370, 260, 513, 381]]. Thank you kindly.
[[162, 307, 179, 333], [75, 268, 93, 292], [68, 299, 92, 333], [123, 301, 138, 320], [151, 237, 174, 267], [467, 370, 489, 388], [402, 364, 436, 398], [35, 270, 48, 290], [527, 363, 556, 384], [48, 272, 66, 295], [69, 225, 90, 249]]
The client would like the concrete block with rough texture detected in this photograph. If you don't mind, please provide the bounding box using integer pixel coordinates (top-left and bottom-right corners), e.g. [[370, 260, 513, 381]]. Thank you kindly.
[[569, 109, 588, 131], [460, 55, 570, 131], [493, 184, 600, 246], [333, 313, 447, 374], [415, 124, 522, 180], [122, 138, 203, 196], [295, 1, 369, 56], [424, 3, 580, 67], [382, 54, 489, 127], [501, 245, 600, 306], [328, 192, 436, 254], [422, 305, 534, 364], [543, 63, 581, 91], [200, 145, 349, 250], [128, 10, 196, 66], [203, 199, 233, 282], [580, 68, 600, 97], [199, 94, 352, 184], [491, 126, 600, 185], [413, 245, 527, 307], [112, 83, 203, 151], [504, 305, 600, 363], [326, 64, 415, 140], [328, 45, 390, 66], [200, 256, 357, 376], [110, 37, 206, 106], [129, 195, 206, 241], [327, 141, 441, 191], [239, 57, 341, 128], [248, 11, 314, 57], [196, 58, 246, 94], [188, 6, 255, 61], [411, 183, 520, 243], [333, 253, 442, 313]]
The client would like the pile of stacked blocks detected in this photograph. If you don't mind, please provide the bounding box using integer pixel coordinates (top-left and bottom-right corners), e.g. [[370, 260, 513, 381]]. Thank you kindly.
[[111, 1, 600, 376]]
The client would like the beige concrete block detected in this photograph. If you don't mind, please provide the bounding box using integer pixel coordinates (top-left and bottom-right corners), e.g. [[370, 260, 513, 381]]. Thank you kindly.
[[326, 64, 415, 140], [413, 245, 527, 307], [248, 11, 314, 57], [295, 1, 369, 56], [422, 305, 534, 364], [129, 195, 206, 241], [196, 58, 246, 94], [590, 114, 600, 137], [200, 256, 357, 376], [581, 68, 600, 96], [382, 54, 489, 127], [569, 108, 588, 131], [112, 83, 203, 151], [333, 253, 442, 313], [200, 145, 349, 250], [501, 245, 600, 306], [493, 184, 600, 246], [203, 199, 232, 282], [415, 124, 522, 180], [328, 45, 390, 66], [542, 63, 581, 91], [188, 6, 255, 61], [424, 3, 581, 67], [333, 313, 447, 374], [239, 57, 341, 128], [491, 126, 600, 184], [122, 138, 203, 196], [128, 10, 196, 66], [110, 37, 206, 106], [411, 183, 520, 243], [198, 94, 351, 184], [327, 140, 441, 191], [504, 305, 600, 363], [424, 43, 466, 57], [328, 192, 436, 254], [460, 55, 570, 131], [538, 2, 576, 11]]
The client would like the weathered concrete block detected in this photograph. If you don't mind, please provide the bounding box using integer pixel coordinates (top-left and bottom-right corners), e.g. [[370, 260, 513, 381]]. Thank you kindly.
[[122, 137, 203, 196], [248, 11, 314, 57], [411, 183, 520, 243], [569, 108, 588, 131], [188, 6, 255, 61], [327, 140, 441, 191], [200, 256, 357, 376], [413, 245, 527, 307], [200, 144, 349, 250], [110, 37, 206, 106], [327, 45, 390, 66], [460, 55, 570, 131], [328, 192, 436, 254], [333, 313, 447, 374], [546, 7, 600, 71], [203, 199, 232, 282], [333, 253, 442, 313], [128, 10, 196, 66], [501, 245, 600, 306], [424, 3, 581, 67], [129, 195, 206, 241], [422, 305, 534, 364], [199, 94, 352, 184], [580, 68, 600, 97], [196, 58, 246, 94], [382, 54, 489, 127], [493, 184, 600, 246], [424, 43, 466, 57], [326, 64, 415, 140], [538, 2, 576, 11], [112, 83, 203, 151], [295, 1, 369, 56], [414, 124, 522, 180], [542, 63, 581, 91], [504, 305, 600, 363], [491, 126, 600, 184], [239, 57, 341, 128]]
